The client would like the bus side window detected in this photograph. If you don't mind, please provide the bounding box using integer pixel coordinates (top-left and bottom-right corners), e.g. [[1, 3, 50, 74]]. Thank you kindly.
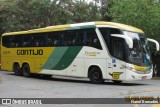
[[47, 35, 53, 46], [33, 35, 45, 47], [63, 31, 76, 46], [85, 29, 102, 50], [10, 36, 20, 47], [77, 31, 84, 46], [22, 35, 32, 47], [112, 39, 125, 60], [2, 36, 10, 48], [54, 33, 61, 46], [47, 32, 61, 46], [99, 28, 122, 53]]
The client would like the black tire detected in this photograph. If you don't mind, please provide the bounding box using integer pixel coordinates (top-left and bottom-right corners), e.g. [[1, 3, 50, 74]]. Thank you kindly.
[[89, 67, 104, 84], [13, 63, 22, 76], [112, 80, 122, 84], [22, 64, 31, 77]]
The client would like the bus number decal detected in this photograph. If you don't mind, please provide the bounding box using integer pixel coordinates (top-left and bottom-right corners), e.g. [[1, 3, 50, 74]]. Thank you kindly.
[[109, 72, 123, 79], [3, 51, 10, 54]]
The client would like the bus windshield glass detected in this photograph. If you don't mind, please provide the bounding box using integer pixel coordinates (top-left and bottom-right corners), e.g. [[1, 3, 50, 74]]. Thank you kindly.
[[123, 31, 152, 66]]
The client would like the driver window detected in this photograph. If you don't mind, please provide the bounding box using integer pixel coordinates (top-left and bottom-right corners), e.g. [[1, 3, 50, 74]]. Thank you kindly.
[[112, 39, 125, 60]]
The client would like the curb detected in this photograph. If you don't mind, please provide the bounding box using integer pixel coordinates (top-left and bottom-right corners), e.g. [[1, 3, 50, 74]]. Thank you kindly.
[[151, 77, 160, 80]]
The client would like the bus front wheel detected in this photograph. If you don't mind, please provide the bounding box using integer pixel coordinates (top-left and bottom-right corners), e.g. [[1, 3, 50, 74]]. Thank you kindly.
[[89, 67, 104, 84], [22, 64, 31, 77], [13, 63, 22, 76]]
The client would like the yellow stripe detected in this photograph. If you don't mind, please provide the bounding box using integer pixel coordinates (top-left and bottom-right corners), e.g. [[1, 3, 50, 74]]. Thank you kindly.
[[133, 65, 150, 72], [3, 24, 70, 36], [85, 54, 96, 56], [3, 21, 144, 36]]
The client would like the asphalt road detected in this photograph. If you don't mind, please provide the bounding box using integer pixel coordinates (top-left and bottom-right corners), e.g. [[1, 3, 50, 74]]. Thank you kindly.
[[0, 70, 160, 107]]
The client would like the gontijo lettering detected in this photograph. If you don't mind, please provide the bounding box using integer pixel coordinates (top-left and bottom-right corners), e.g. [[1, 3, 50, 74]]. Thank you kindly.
[[17, 49, 43, 55]]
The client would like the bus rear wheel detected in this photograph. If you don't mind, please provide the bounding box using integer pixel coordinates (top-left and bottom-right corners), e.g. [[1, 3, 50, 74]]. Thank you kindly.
[[22, 64, 31, 77], [89, 67, 104, 84], [13, 63, 22, 76]]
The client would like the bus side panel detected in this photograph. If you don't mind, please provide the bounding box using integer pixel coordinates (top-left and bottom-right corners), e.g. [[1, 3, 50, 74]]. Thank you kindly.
[[34, 47, 56, 73], [75, 47, 108, 78], [21, 56, 35, 73], [84, 58, 107, 79], [66, 57, 84, 77], [1, 47, 22, 72], [37, 47, 73, 76], [1, 56, 13, 71]]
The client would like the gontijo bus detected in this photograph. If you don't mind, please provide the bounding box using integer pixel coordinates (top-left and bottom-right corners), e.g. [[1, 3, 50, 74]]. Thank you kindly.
[[1, 21, 159, 84]]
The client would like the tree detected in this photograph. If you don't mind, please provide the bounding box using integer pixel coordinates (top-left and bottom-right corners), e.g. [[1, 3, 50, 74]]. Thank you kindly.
[[70, 0, 101, 23], [100, 0, 112, 21], [0, 0, 103, 34], [108, 0, 160, 41]]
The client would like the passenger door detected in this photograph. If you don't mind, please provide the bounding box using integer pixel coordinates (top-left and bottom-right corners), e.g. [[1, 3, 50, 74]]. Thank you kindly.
[[109, 38, 126, 80]]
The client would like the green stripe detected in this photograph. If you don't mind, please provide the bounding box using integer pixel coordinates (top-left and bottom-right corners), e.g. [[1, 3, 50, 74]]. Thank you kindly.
[[52, 46, 82, 70], [42, 46, 83, 70], [41, 47, 69, 69]]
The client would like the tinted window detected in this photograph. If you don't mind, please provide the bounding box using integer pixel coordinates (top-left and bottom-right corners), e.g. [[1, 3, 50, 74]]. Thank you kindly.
[[62, 31, 76, 46], [84, 29, 102, 49], [47, 32, 63, 46], [32, 35, 45, 47], [22, 35, 32, 47], [99, 28, 122, 53], [2, 36, 21, 48], [46, 29, 102, 49], [2, 36, 10, 47], [112, 39, 125, 60], [21, 34, 45, 47], [2, 29, 102, 50]]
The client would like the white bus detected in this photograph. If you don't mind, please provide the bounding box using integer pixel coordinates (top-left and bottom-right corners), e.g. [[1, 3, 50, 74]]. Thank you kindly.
[[1, 21, 159, 83]]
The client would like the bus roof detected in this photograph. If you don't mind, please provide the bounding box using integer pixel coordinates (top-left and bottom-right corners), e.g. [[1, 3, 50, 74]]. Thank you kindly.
[[2, 21, 144, 36]]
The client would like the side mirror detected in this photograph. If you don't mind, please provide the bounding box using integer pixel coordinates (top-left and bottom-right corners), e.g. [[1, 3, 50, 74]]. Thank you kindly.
[[147, 38, 159, 51], [111, 34, 133, 49]]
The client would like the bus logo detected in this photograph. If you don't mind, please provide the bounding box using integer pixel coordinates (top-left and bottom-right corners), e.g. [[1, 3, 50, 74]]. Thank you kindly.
[[2, 99, 11, 104], [109, 72, 123, 79]]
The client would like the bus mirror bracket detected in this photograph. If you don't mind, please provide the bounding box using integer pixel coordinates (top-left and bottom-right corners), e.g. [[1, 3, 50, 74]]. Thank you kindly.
[[147, 38, 159, 51], [111, 34, 133, 49]]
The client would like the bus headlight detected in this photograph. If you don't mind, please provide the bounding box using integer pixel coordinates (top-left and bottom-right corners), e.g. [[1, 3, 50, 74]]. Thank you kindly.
[[126, 65, 136, 72], [121, 64, 136, 72]]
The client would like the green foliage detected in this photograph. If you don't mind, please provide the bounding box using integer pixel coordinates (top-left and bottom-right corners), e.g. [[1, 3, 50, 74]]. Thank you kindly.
[[0, 0, 160, 46], [0, 0, 102, 33], [109, 0, 160, 41]]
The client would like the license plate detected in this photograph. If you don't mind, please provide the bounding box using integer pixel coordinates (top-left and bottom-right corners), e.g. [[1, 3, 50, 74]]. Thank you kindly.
[[142, 76, 147, 79]]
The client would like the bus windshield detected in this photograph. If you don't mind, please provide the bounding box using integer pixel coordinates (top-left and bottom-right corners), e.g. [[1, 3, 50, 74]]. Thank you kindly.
[[99, 28, 152, 67], [123, 31, 152, 66]]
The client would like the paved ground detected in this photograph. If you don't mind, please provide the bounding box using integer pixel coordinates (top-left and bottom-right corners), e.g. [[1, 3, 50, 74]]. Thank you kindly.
[[0, 70, 160, 107]]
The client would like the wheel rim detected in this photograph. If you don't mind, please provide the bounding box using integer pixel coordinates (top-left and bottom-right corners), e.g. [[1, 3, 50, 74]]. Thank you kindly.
[[93, 72, 100, 80]]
